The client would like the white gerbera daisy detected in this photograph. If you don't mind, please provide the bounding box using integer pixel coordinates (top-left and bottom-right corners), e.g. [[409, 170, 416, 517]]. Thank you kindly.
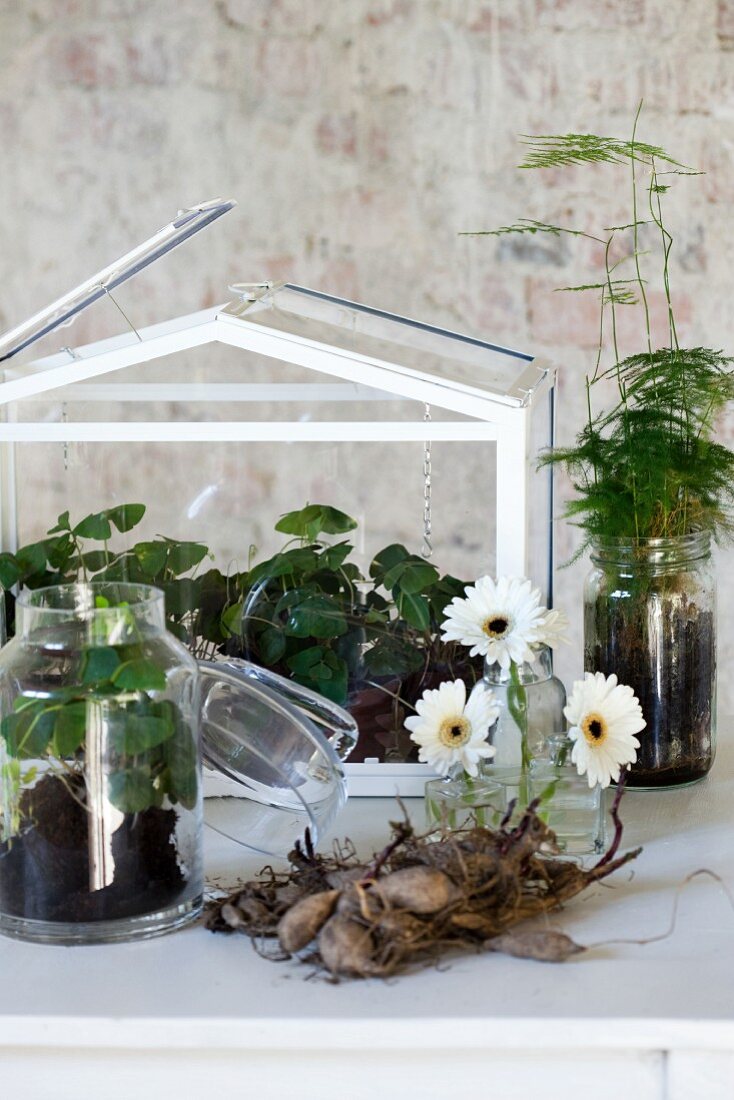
[[440, 575, 548, 669], [405, 679, 499, 778], [564, 671, 646, 789], [537, 607, 570, 649]]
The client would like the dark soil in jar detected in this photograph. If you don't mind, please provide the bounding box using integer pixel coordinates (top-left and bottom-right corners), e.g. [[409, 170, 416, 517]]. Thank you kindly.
[[346, 677, 404, 762], [585, 594, 715, 788], [0, 774, 186, 923], [346, 655, 483, 764]]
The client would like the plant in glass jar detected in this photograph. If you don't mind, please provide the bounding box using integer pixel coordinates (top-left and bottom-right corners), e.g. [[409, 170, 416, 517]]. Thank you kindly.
[[474, 105, 734, 787], [222, 504, 482, 762], [0, 582, 201, 944]]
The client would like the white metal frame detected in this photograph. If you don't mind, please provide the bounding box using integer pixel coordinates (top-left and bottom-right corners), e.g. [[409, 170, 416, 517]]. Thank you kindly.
[[0, 291, 555, 795]]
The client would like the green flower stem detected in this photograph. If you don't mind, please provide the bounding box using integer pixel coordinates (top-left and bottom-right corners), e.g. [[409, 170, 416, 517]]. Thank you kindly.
[[507, 660, 530, 807], [461, 771, 486, 828]]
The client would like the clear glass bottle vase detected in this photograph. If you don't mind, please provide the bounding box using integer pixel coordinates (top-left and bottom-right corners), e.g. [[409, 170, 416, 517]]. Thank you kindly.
[[529, 733, 605, 855], [0, 583, 202, 944], [424, 771, 504, 833], [470, 644, 566, 782]]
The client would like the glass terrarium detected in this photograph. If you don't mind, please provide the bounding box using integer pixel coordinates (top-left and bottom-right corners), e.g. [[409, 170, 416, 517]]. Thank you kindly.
[[0, 199, 557, 796]]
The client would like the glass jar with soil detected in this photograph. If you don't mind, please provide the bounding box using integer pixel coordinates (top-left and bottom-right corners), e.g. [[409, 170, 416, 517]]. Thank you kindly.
[[0, 583, 202, 944], [584, 534, 716, 789]]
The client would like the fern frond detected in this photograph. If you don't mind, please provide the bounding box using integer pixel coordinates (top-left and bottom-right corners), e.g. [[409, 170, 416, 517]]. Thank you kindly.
[[519, 132, 690, 171], [460, 218, 601, 242]]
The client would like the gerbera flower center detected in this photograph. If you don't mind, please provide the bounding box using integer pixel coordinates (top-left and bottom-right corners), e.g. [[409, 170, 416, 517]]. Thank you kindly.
[[581, 711, 608, 745], [438, 715, 472, 749], [482, 615, 510, 639]]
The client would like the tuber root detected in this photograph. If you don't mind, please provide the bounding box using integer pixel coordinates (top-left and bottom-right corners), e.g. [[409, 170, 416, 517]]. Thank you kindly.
[[486, 930, 586, 962], [373, 866, 460, 914], [277, 889, 341, 954], [318, 915, 379, 978]]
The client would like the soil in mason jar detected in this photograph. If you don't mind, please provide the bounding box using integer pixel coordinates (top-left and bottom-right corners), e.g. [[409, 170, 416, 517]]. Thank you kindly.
[[586, 600, 715, 788], [0, 774, 185, 922]]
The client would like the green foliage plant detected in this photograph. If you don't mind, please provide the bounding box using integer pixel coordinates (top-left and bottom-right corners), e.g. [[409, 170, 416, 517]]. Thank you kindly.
[[221, 504, 481, 731], [0, 502, 231, 659], [0, 501, 481, 763], [470, 105, 734, 548], [0, 587, 197, 839], [0, 505, 211, 829]]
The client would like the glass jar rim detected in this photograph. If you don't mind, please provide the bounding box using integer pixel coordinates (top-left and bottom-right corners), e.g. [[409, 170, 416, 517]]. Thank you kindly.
[[16, 581, 165, 616], [590, 531, 711, 565], [590, 532, 711, 549]]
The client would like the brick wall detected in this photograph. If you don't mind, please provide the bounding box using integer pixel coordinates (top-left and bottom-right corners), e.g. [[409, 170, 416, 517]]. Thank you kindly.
[[1, 0, 733, 713]]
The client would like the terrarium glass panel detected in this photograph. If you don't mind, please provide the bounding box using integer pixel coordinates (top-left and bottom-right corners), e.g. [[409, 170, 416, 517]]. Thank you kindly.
[[0, 201, 556, 781], [225, 283, 541, 402]]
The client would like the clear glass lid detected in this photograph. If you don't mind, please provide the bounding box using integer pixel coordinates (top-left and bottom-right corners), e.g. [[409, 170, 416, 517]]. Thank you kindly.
[[0, 198, 235, 362], [224, 283, 545, 406], [199, 659, 356, 857]]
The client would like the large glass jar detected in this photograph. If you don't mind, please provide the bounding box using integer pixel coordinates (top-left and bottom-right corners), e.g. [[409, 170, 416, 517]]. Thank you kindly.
[[584, 534, 716, 788], [0, 583, 201, 944]]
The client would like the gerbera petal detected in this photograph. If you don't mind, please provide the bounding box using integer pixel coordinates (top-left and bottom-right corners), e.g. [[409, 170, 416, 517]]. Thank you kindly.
[[565, 671, 645, 787]]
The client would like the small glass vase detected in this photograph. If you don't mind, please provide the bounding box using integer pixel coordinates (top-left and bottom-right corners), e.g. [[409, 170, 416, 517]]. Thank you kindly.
[[0, 583, 202, 945], [425, 772, 504, 833], [470, 644, 566, 782], [529, 734, 605, 855], [585, 534, 716, 788]]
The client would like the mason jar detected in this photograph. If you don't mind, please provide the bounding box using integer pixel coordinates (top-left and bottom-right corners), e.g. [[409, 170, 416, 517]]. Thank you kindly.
[[584, 534, 716, 788], [0, 583, 202, 944]]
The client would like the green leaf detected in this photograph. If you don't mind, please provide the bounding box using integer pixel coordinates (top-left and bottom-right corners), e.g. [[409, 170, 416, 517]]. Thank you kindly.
[[165, 540, 208, 575], [47, 535, 75, 571], [1, 705, 56, 759], [0, 553, 20, 589], [248, 547, 320, 585], [275, 504, 358, 541], [48, 510, 71, 534], [284, 594, 348, 639], [259, 625, 286, 664], [163, 718, 199, 810], [81, 646, 121, 684], [162, 578, 201, 616], [107, 503, 146, 533], [320, 541, 353, 570], [221, 600, 244, 638], [15, 541, 49, 577], [97, 553, 148, 584], [369, 543, 410, 581], [134, 541, 168, 577], [52, 700, 89, 757], [384, 559, 439, 594], [83, 550, 114, 573], [286, 645, 325, 674], [395, 590, 430, 631], [108, 766, 156, 813], [364, 638, 424, 677], [113, 658, 167, 692], [112, 712, 175, 754], [286, 646, 348, 703], [73, 512, 113, 540]]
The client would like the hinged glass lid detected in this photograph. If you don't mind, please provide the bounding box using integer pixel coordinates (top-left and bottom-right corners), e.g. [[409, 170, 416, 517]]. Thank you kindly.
[[222, 282, 547, 406], [0, 198, 236, 362]]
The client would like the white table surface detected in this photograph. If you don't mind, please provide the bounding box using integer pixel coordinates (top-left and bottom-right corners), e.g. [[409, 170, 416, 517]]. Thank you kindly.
[[3, 738, 734, 1100]]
